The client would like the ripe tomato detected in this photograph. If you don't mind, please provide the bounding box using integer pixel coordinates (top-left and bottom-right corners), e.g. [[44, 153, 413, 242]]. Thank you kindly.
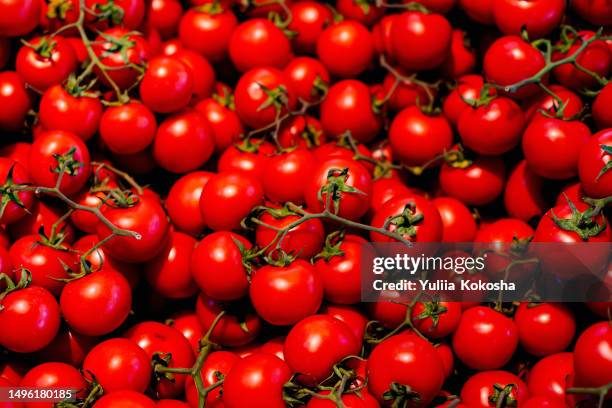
[[458, 0, 494, 25], [8, 200, 75, 243], [572, 0, 612, 26], [484, 36, 546, 99], [461, 370, 529, 407], [85, 0, 144, 30], [0, 159, 33, 224], [578, 129, 612, 198], [250, 260, 323, 325], [147, 0, 183, 38], [37, 328, 96, 367], [39, 85, 102, 141], [284, 315, 359, 384], [322, 304, 368, 343], [370, 194, 443, 243], [439, 155, 506, 206], [515, 303, 575, 357], [317, 20, 373, 78], [92, 391, 156, 408], [262, 149, 315, 204], [199, 171, 264, 231], [217, 142, 274, 181], [255, 210, 324, 260], [0, 0, 40, 37], [370, 177, 412, 215], [390, 11, 452, 71], [229, 19, 290, 72], [83, 338, 151, 393], [29, 130, 91, 196], [288, 1, 333, 54], [573, 322, 612, 390], [452, 306, 518, 370], [140, 56, 193, 113], [195, 293, 262, 347], [503, 160, 547, 222], [526, 352, 573, 400], [0, 72, 30, 132], [144, 231, 198, 299], [166, 171, 212, 235], [178, 7, 238, 62], [442, 74, 492, 126], [278, 115, 326, 149], [320, 79, 382, 143], [169, 311, 204, 354], [382, 72, 436, 113], [412, 300, 462, 339], [97, 192, 170, 263], [0, 286, 60, 353], [92, 28, 149, 89], [368, 332, 445, 407], [283, 57, 330, 103], [126, 322, 195, 398], [222, 353, 291, 408], [166, 48, 216, 101], [195, 97, 244, 153], [306, 391, 379, 407], [524, 85, 583, 121], [593, 82, 612, 129], [234, 67, 297, 129], [185, 351, 239, 407], [440, 29, 476, 79], [432, 197, 477, 242], [100, 101, 157, 154], [20, 362, 87, 402], [304, 158, 372, 221], [458, 96, 524, 155], [390, 105, 453, 167], [16, 35, 76, 91], [493, 0, 565, 38]]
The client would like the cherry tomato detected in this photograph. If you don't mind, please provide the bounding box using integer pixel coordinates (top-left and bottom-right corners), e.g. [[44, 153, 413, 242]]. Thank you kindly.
[[515, 303, 575, 357], [322, 304, 368, 343], [0, 0, 40, 36], [527, 352, 573, 400], [166, 49, 216, 101], [262, 149, 315, 204], [92, 391, 156, 408], [440, 29, 476, 79], [166, 171, 213, 235], [0, 72, 30, 132], [229, 18, 290, 72], [100, 101, 157, 154], [37, 328, 96, 367], [283, 57, 330, 103], [578, 129, 612, 198], [278, 115, 327, 149], [432, 197, 477, 242], [185, 351, 238, 407], [442, 74, 493, 126], [317, 20, 373, 78], [412, 300, 462, 339], [288, 1, 333, 54], [503, 160, 547, 223], [195, 97, 244, 154], [16, 35, 77, 91], [572, 0, 612, 26], [140, 56, 193, 113], [255, 210, 324, 260], [524, 85, 584, 122], [439, 155, 506, 206], [461, 370, 529, 407], [382, 71, 436, 113], [85, 0, 144, 30], [0, 159, 33, 224], [574, 322, 612, 392], [169, 311, 204, 354], [493, 0, 565, 38], [147, 0, 183, 38], [20, 362, 87, 404], [178, 7, 238, 62]]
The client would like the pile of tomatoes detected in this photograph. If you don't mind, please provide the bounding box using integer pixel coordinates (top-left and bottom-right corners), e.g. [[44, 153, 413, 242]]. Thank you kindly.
[[0, 0, 612, 407]]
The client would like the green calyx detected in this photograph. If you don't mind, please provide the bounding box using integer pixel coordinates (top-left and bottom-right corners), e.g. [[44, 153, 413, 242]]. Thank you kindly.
[[383, 202, 424, 239], [488, 383, 518, 407], [413, 300, 448, 329], [93, 0, 125, 26], [46, 0, 73, 20], [0, 164, 29, 221], [51, 147, 83, 177], [314, 230, 346, 262], [318, 167, 366, 215], [552, 197, 607, 240], [596, 145, 612, 181], [383, 382, 422, 408]]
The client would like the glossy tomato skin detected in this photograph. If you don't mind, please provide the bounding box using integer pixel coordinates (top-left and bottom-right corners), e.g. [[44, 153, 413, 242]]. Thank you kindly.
[[440, 156, 506, 206], [458, 0, 494, 24], [0, 286, 60, 353], [166, 171, 212, 235], [97, 193, 169, 263], [39, 85, 102, 141], [573, 322, 612, 390], [432, 197, 477, 242], [322, 305, 368, 343], [0, 159, 33, 224], [439, 29, 476, 79], [515, 303, 576, 357], [412, 301, 463, 339], [524, 85, 584, 122], [153, 110, 214, 173], [390, 106, 453, 167], [452, 306, 518, 370], [320, 79, 382, 143], [229, 18, 291, 72], [92, 391, 156, 408], [442, 74, 491, 126], [283, 57, 330, 104], [284, 315, 360, 384], [167, 49, 216, 101], [126, 322, 195, 398], [195, 97, 244, 153], [484, 36, 546, 99], [288, 1, 333, 54], [191, 232, 251, 301], [390, 11, 452, 71], [196, 293, 262, 347], [222, 353, 291, 408], [0, 0, 40, 37], [217, 142, 273, 181], [199, 171, 264, 231], [527, 352, 573, 401], [578, 129, 612, 198], [503, 160, 547, 222], [9, 200, 75, 243], [16, 35, 77, 91], [147, 0, 183, 38], [493, 0, 565, 38], [140, 56, 193, 113], [304, 158, 372, 221], [368, 332, 445, 407], [370, 194, 443, 243], [60, 270, 132, 337], [185, 351, 239, 407], [100, 102, 157, 154], [255, 211, 324, 260], [593, 82, 612, 129], [20, 362, 87, 403], [29, 130, 91, 196], [83, 338, 151, 393], [0, 72, 31, 132], [316, 20, 373, 78], [84, 0, 144, 30], [461, 370, 529, 408], [306, 391, 379, 408], [262, 149, 316, 204], [250, 260, 323, 326], [169, 311, 204, 354], [572, 0, 612, 25], [178, 8, 238, 62], [37, 327, 96, 367]]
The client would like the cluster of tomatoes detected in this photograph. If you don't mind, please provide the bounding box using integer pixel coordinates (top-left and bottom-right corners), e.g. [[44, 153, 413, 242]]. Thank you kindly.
[[0, 0, 612, 407]]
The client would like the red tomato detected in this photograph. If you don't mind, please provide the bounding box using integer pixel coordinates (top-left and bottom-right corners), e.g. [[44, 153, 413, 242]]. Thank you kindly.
[[234, 67, 297, 129], [195, 97, 244, 153], [8, 200, 75, 243], [442, 74, 492, 126], [0, 159, 33, 224], [578, 129, 612, 198], [304, 158, 372, 220], [185, 351, 239, 407], [317, 20, 373, 78], [432, 197, 477, 242], [126, 322, 195, 398], [524, 85, 584, 122], [390, 11, 452, 71], [306, 391, 379, 407], [322, 304, 368, 343], [439, 155, 506, 206], [229, 18, 290, 72], [284, 315, 360, 384], [572, 0, 612, 26], [199, 172, 264, 231], [493, 0, 565, 38], [412, 300, 463, 339], [166, 171, 213, 235], [38, 85, 102, 141], [0, 0, 40, 36], [97, 192, 170, 263], [573, 322, 612, 391], [255, 210, 324, 260], [452, 306, 518, 370], [0, 286, 60, 353], [368, 332, 445, 407], [515, 303, 575, 357], [461, 370, 529, 407], [283, 57, 330, 103], [92, 391, 156, 408], [288, 1, 333, 54], [83, 338, 152, 393], [389, 106, 453, 167], [178, 7, 238, 62], [320, 79, 382, 143], [382, 71, 436, 113], [370, 177, 412, 215], [140, 56, 193, 113], [147, 0, 183, 38], [0, 72, 31, 132], [440, 29, 476, 79], [166, 49, 216, 101], [262, 149, 315, 204], [222, 353, 291, 408], [217, 142, 273, 181], [250, 260, 323, 325], [85, 0, 144, 30], [503, 160, 547, 222], [169, 311, 204, 354], [20, 362, 86, 405], [459, 0, 494, 24], [593, 82, 612, 129], [100, 101, 157, 154], [16, 35, 77, 91], [278, 115, 327, 149], [37, 328, 96, 367], [527, 352, 573, 400]]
